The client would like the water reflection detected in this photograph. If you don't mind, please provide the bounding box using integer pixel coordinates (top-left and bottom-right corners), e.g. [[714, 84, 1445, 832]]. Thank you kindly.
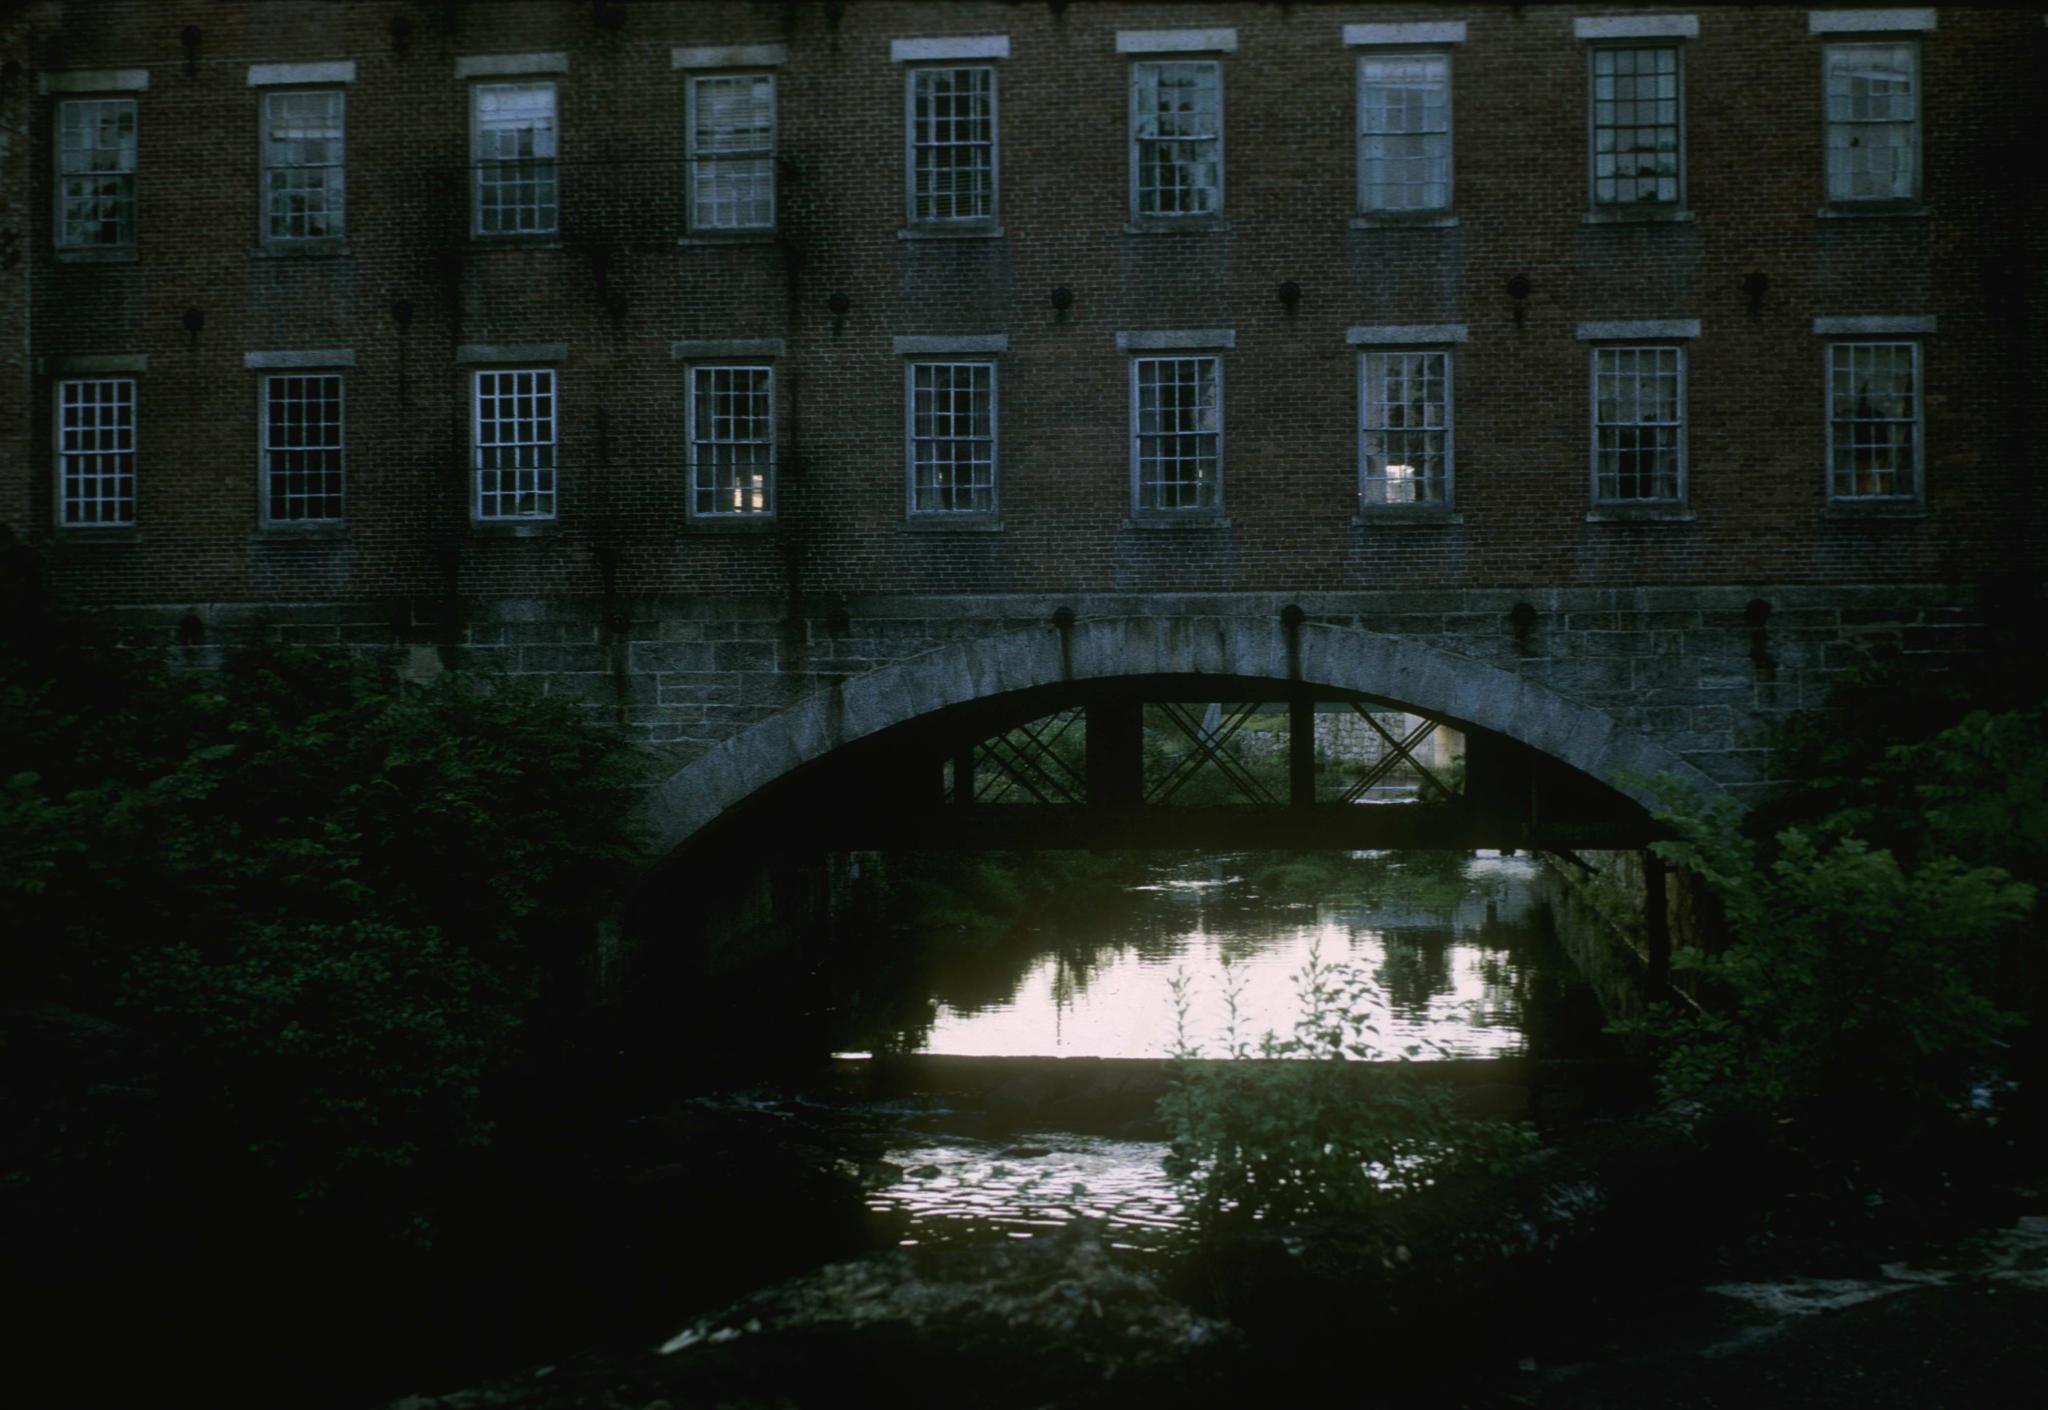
[[830, 850, 1608, 1063]]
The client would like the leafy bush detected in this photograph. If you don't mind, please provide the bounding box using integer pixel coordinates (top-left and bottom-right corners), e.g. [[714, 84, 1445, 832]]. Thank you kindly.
[[1159, 947, 1534, 1226], [2, 622, 638, 1223], [1621, 784, 2035, 1111]]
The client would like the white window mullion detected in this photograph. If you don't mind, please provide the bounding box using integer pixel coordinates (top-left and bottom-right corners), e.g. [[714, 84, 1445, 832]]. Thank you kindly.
[[56, 377, 138, 526], [56, 98, 138, 250], [473, 368, 557, 520], [689, 365, 775, 516], [1359, 350, 1452, 506], [687, 72, 775, 231], [1827, 341, 1921, 500], [1357, 53, 1451, 214], [261, 372, 346, 522]]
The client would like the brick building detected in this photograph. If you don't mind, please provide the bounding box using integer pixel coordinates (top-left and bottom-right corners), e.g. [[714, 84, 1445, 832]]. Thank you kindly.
[[1, 1, 2042, 791]]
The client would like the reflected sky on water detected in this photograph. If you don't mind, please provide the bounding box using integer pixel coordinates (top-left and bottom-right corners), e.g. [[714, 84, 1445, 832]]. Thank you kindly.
[[842, 850, 1591, 1062]]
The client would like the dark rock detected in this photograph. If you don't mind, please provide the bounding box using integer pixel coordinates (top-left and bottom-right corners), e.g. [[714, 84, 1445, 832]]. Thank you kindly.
[[385, 1222, 1239, 1410]]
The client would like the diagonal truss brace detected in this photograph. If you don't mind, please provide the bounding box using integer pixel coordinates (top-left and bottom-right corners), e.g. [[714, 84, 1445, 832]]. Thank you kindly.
[[972, 706, 1087, 805], [1147, 701, 1282, 805], [1340, 703, 1457, 803]]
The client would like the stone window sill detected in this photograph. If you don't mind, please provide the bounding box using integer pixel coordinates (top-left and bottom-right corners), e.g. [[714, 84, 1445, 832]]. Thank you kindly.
[[904, 515, 1004, 532], [1583, 207, 1693, 225], [471, 518, 557, 537], [1351, 213, 1458, 229], [1122, 515, 1231, 531], [54, 524, 140, 542], [468, 237, 566, 250], [1585, 505, 1695, 523], [898, 225, 1004, 241], [1354, 507, 1463, 526], [55, 247, 138, 264], [686, 515, 778, 533], [677, 231, 778, 246]]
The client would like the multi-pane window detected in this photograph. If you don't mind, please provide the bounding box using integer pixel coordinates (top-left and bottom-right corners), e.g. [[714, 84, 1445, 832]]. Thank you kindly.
[[262, 90, 345, 243], [56, 378, 137, 526], [262, 374, 345, 523], [1591, 46, 1681, 207], [1827, 342, 1919, 500], [1592, 346, 1684, 502], [1360, 351, 1451, 506], [56, 98, 137, 250], [909, 362, 996, 514], [472, 82, 558, 235], [909, 67, 997, 226], [689, 366, 775, 516], [1132, 356, 1222, 513], [1357, 53, 1450, 214], [473, 369, 557, 520], [687, 73, 775, 231], [1131, 61, 1221, 219], [1824, 43, 1918, 203]]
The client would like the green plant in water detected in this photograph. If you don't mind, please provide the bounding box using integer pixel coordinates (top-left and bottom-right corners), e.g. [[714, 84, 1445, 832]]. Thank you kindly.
[[1159, 946, 1534, 1227]]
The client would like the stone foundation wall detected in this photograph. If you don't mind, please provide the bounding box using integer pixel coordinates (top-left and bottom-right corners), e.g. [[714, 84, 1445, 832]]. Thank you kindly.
[[97, 582, 2000, 807]]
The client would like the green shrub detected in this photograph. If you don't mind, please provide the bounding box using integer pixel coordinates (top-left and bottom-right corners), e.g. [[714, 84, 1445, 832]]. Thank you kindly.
[[1621, 785, 2035, 1111], [2, 631, 638, 1224]]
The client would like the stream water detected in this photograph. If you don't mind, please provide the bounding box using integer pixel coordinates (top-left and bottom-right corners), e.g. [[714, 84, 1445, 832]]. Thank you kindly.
[[806, 849, 1624, 1250]]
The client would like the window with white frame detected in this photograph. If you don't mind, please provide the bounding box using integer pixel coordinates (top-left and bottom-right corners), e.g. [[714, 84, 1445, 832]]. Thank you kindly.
[[908, 66, 997, 226], [1357, 53, 1450, 214], [1132, 356, 1222, 513], [262, 90, 345, 243], [1591, 45, 1682, 207], [262, 373, 345, 522], [473, 368, 557, 519], [1131, 61, 1221, 219], [56, 98, 137, 250], [472, 82, 558, 235], [688, 365, 775, 516], [56, 377, 137, 526], [687, 72, 775, 231], [1360, 350, 1451, 506], [908, 362, 996, 514], [1824, 42, 1918, 203], [1592, 346, 1684, 503], [1827, 342, 1919, 500]]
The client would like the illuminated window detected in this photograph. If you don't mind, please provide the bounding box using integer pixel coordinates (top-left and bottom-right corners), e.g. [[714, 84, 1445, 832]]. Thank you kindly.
[[1358, 53, 1450, 214], [1824, 41, 1918, 204], [56, 378, 137, 526], [687, 73, 775, 231], [472, 82, 558, 235], [1827, 342, 1920, 500], [1591, 345, 1684, 503], [1131, 61, 1221, 219], [1360, 350, 1451, 506], [689, 365, 775, 516], [1132, 356, 1222, 513], [56, 98, 137, 250], [908, 362, 996, 514], [473, 368, 557, 520], [262, 373, 345, 522]]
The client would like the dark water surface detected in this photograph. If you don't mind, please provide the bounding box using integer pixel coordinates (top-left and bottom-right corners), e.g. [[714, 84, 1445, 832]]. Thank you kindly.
[[817, 850, 1622, 1249]]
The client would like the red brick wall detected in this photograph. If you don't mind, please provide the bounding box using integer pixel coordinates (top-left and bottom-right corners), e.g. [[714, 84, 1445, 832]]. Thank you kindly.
[[7, 2, 2044, 605]]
